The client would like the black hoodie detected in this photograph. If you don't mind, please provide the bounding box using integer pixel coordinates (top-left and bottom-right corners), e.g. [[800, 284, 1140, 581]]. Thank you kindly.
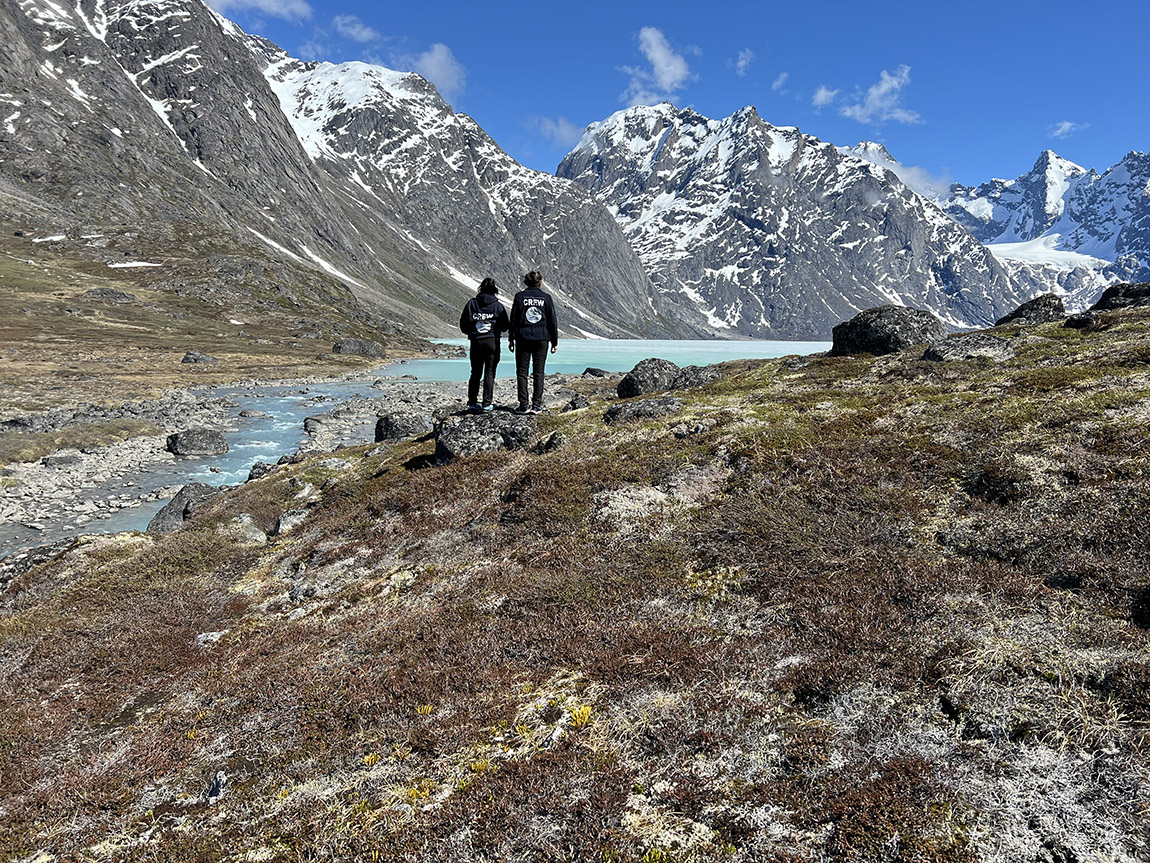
[[459, 293, 509, 341], [509, 286, 558, 347]]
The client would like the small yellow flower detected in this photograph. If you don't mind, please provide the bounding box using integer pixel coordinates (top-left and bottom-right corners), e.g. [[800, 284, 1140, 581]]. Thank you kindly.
[[569, 704, 593, 729]]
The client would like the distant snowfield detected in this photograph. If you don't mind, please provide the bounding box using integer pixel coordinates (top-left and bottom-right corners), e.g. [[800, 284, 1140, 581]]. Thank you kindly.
[[986, 235, 1109, 270], [107, 261, 161, 268]]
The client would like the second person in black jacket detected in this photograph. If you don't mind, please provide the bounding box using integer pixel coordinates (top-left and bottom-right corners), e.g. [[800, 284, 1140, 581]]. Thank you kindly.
[[459, 277, 510, 412], [509, 270, 558, 414]]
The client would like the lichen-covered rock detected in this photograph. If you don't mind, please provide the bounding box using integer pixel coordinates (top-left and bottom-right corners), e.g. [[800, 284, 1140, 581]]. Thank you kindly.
[[562, 395, 590, 412], [247, 462, 276, 481], [829, 306, 947, 356], [273, 509, 309, 536], [995, 293, 1065, 326], [672, 365, 723, 389], [166, 429, 228, 456], [80, 288, 137, 304], [375, 412, 433, 442], [604, 395, 684, 425], [332, 338, 387, 359], [618, 358, 681, 398], [147, 483, 226, 534], [923, 333, 1016, 362], [41, 450, 83, 468], [1063, 312, 1097, 330], [1089, 281, 1150, 311], [434, 412, 537, 463]]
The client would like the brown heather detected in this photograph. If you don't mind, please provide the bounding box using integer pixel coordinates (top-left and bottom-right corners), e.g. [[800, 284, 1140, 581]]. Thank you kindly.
[[3, 310, 1150, 861]]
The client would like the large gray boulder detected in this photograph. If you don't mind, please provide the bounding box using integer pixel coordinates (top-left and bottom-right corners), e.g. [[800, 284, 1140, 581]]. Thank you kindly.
[[1089, 281, 1150, 311], [924, 333, 1016, 363], [147, 483, 226, 534], [671, 365, 723, 389], [604, 395, 684, 425], [434, 412, 538, 464], [618, 358, 681, 398], [995, 293, 1065, 326], [375, 412, 433, 442], [332, 338, 387, 359], [830, 306, 946, 356], [166, 429, 229, 456], [181, 349, 219, 364]]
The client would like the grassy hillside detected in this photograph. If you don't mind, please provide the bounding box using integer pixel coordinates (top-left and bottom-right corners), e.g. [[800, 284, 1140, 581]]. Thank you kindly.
[[2, 310, 1149, 861]]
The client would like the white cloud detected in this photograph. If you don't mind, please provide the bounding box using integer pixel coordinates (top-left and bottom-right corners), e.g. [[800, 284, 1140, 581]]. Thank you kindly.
[[296, 40, 327, 61], [1048, 120, 1089, 140], [533, 117, 584, 148], [840, 65, 922, 125], [621, 26, 691, 105], [333, 14, 379, 43], [206, 0, 312, 23], [812, 85, 839, 108], [734, 49, 754, 77], [771, 72, 789, 92], [412, 43, 466, 100], [844, 143, 952, 200]]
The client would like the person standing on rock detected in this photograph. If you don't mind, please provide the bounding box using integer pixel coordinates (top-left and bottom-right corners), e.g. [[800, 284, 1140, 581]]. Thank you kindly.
[[509, 270, 558, 414], [459, 277, 509, 412]]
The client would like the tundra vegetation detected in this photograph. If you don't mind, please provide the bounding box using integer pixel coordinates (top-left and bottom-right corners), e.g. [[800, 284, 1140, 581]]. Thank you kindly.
[[2, 309, 1149, 862]]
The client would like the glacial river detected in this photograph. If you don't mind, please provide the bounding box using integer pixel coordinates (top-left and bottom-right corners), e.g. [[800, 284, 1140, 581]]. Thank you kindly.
[[1, 339, 828, 556]]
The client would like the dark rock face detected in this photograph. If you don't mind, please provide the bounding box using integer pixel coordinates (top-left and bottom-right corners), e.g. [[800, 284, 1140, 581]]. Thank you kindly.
[[147, 483, 226, 534], [41, 450, 83, 468], [604, 396, 684, 425], [166, 429, 229, 456], [80, 288, 137, 304], [559, 103, 1025, 338], [247, 462, 276, 481], [375, 412, 433, 442], [672, 366, 723, 389], [995, 293, 1066, 326], [562, 395, 590, 412], [618, 359, 681, 398], [182, 350, 219, 364], [829, 306, 947, 356], [332, 338, 387, 359], [1063, 313, 1097, 330], [1089, 281, 1150, 311], [434, 412, 538, 463], [924, 333, 1016, 363]]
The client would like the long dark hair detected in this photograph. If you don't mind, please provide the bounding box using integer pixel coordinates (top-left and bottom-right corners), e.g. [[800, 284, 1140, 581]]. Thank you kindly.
[[478, 277, 498, 295], [523, 270, 543, 288]]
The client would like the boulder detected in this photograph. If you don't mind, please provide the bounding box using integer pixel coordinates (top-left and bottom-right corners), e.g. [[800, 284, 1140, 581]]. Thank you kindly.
[[1089, 281, 1150, 312], [562, 394, 590, 412], [923, 333, 1016, 363], [41, 449, 83, 468], [273, 509, 309, 536], [604, 395, 684, 425], [617, 358, 681, 398], [247, 462, 276, 481], [375, 412, 433, 442], [332, 338, 387, 359], [1063, 312, 1097, 330], [166, 429, 228, 456], [226, 514, 267, 545], [582, 367, 610, 377], [147, 483, 226, 534], [302, 415, 326, 434], [995, 293, 1065, 326], [672, 365, 723, 389], [829, 306, 946, 356], [434, 412, 537, 464], [181, 350, 219, 364], [80, 287, 137, 304]]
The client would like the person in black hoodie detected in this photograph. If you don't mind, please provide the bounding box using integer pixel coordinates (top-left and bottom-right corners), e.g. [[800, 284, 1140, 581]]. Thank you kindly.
[[459, 277, 510, 412], [508, 269, 558, 414]]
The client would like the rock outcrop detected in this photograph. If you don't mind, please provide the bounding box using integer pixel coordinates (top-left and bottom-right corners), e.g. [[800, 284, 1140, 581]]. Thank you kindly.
[[995, 293, 1066, 326], [434, 412, 538, 464], [147, 483, 226, 534], [166, 430, 229, 456], [924, 333, 1016, 363], [618, 359, 681, 398], [830, 306, 947, 356]]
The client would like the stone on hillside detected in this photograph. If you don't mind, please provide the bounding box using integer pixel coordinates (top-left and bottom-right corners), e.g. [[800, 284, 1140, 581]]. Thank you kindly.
[[1089, 281, 1150, 311], [532, 431, 565, 454], [672, 365, 723, 389], [226, 514, 267, 545], [562, 395, 590, 412], [182, 349, 219, 364], [302, 415, 326, 434], [273, 509, 309, 536], [923, 333, 1016, 363], [829, 306, 947, 356], [583, 367, 609, 377], [604, 395, 684, 425], [148, 483, 226, 534], [434, 412, 537, 464], [80, 287, 137, 304], [375, 412, 433, 442], [618, 358, 681, 398], [166, 429, 228, 456], [332, 338, 387, 358], [995, 293, 1065, 326], [1063, 312, 1097, 330], [247, 462, 275, 481], [41, 449, 83, 468]]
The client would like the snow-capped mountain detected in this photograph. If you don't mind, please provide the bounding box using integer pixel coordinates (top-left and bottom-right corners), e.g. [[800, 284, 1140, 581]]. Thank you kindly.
[[943, 151, 1150, 309], [0, 0, 668, 338], [557, 103, 1026, 339]]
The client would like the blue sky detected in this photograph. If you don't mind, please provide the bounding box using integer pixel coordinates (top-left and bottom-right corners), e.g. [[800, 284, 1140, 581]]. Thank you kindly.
[[207, 0, 1149, 188]]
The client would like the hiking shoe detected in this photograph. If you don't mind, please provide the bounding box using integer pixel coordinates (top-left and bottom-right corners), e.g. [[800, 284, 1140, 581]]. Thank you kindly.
[[466, 404, 482, 413], [513, 405, 530, 415], [530, 405, 545, 414], [482, 404, 494, 412]]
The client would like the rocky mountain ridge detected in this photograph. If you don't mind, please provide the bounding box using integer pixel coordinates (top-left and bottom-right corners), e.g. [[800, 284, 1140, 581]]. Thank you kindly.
[[557, 102, 1028, 339]]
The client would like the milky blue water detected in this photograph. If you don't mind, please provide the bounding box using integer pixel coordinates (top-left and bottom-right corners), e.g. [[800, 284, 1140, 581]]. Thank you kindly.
[[1, 339, 827, 556]]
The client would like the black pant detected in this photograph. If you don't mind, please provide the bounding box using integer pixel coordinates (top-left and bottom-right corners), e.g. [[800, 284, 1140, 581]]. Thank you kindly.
[[515, 339, 549, 409], [468, 338, 500, 406]]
